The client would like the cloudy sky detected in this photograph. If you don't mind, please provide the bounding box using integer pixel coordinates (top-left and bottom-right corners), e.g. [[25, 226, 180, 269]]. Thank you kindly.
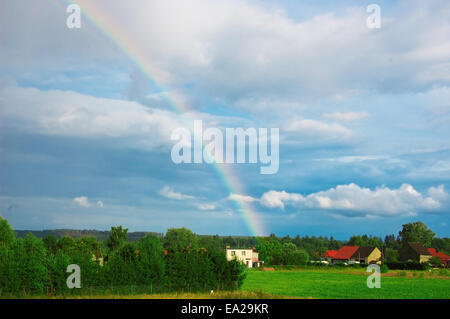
[[0, 0, 449, 238]]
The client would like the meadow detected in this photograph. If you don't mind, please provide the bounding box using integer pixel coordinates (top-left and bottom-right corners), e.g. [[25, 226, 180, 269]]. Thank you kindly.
[[240, 268, 450, 299], [19, 268, 449, 299]]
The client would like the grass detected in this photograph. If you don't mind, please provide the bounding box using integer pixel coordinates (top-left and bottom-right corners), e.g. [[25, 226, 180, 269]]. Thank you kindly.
[[5, 267, 449, 299], [8, 291, 293, 299], [241, 268, 450, 299]]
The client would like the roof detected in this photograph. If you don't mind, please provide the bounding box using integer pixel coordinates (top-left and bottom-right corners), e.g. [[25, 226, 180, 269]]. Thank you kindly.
[[333, 246, 360, 260], [351, 247, 377, 259], [325, 250, 338, 258], [428, 248, 450, 265], [408, 242, 431, 256]]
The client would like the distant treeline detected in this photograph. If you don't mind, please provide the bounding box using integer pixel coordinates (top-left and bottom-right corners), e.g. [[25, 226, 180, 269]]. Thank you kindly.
[[13, 222, 450, 262], [14, 229, 164, 241]]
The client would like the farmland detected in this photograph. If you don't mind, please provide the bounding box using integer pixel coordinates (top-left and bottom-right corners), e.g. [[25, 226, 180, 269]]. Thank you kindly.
[[241, 268, 450, 299]]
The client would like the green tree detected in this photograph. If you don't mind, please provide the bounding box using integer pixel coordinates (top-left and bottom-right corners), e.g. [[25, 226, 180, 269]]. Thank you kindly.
[[0, 216, 15, 247], [43, 235, 58, 255], [135, 235, 166, 291], [429, 256, 442, 267], [431, 237, 450, 255], [164, 228, 199, 253], [46, 250, 72, 294], [398, 222, 435, 247], [384, 247, 399, 263], [20, 234, 48, 294], [106, 226, 128, 251]]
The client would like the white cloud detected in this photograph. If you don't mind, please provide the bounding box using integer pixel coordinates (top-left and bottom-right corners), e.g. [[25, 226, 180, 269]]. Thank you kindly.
[[259, 183, 448, 217], [197, 203, 216, 211], [96, 200, 104, 208], [323, 112, 369, 121], [73, 196, 91, 208], [159, 186, 194, 200], [260, 190, 304, 209], [0, 87, 186, 150], [3, 0, 449, 108], [284, 118, 353, 139], [227, 193, 257, 203], [428, 185, 448, 201]]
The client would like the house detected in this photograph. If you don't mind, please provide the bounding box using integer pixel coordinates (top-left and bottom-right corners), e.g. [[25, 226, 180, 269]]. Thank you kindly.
[[349, 247, 382, 264], [399, 242, 432, 263], [91, 250, 104, 266], [428, 248, 450, 267], [226, 247, 263, 268], [330, 246, 360, 264], [328, 246, 381, 264]]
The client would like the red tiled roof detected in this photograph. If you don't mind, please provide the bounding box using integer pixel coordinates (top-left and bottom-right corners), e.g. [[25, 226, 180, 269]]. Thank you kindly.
[[333, 246, 360, 260], [428, 248, 450, 266], [325, 250, 338, 258]]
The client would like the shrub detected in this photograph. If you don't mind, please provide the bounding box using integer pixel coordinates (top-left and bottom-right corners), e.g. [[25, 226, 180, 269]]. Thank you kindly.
[[386, 261, 428, 270], [429, 256, 442, 268], [438, 269, 449, 277], [380, 264, 389, 273]]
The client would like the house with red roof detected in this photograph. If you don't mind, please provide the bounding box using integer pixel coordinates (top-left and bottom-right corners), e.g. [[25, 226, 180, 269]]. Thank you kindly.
[[330, 246, 360, 264], [428, 248, 450, 267], [327, 246, 382, 264]]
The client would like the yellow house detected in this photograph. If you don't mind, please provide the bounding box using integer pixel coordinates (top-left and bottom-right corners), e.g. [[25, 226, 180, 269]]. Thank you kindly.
[[350, 247, 382, 264]]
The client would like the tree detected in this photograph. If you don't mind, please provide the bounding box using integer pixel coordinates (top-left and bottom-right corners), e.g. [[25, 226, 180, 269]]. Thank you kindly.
[[429, 256, 442, 267], [106, 226, 128, 251], [135, 235, 166, 290], [0, 216, 15, 247], [398, 222, 435, 247], [164, 228, 199, 253], [431, 237, 450, 255], [384, 248, 399, 263], [43, 235, 58, 255], [255, 236, 282, 265]]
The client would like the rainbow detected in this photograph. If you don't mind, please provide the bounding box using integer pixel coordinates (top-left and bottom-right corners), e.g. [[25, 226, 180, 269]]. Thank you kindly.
[[62, 0, 265, 236]]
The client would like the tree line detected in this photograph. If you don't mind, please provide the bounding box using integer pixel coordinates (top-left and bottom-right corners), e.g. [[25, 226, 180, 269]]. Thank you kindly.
[[0, 218, 245, 296]]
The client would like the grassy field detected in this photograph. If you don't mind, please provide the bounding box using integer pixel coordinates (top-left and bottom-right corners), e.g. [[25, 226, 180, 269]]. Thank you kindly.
[[241, 268, 450, 299], [6, 268, 450, 299]]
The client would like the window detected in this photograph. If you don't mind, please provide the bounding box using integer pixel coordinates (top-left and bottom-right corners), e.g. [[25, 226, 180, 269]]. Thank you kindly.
[[231, 251, 236, 256], [242, 251, 246, 256]]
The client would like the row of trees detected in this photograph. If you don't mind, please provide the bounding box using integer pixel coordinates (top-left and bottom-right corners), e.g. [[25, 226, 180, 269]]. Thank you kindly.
[[0, 218, 246, 296]]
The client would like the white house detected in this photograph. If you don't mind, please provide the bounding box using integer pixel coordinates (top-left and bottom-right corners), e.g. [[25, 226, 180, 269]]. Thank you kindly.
[[225, 247, 263, 268]]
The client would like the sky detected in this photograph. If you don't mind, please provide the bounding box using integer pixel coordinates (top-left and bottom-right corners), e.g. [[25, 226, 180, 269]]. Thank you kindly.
[[0, 0, 449, 239]]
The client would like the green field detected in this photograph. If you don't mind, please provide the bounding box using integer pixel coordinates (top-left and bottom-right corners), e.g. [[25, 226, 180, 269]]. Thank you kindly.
[[241, 269, 450, 299]]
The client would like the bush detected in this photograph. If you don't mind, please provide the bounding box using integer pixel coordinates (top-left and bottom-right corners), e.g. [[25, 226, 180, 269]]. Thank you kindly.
[[380, 264, 389, 273], [429, 256, 443, 268], [386, 261, 428, 270], [438, 269, 449, 277]]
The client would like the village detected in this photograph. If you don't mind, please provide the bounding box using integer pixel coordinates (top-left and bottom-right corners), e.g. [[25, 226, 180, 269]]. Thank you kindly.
[[226, 242, 450, 268]]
